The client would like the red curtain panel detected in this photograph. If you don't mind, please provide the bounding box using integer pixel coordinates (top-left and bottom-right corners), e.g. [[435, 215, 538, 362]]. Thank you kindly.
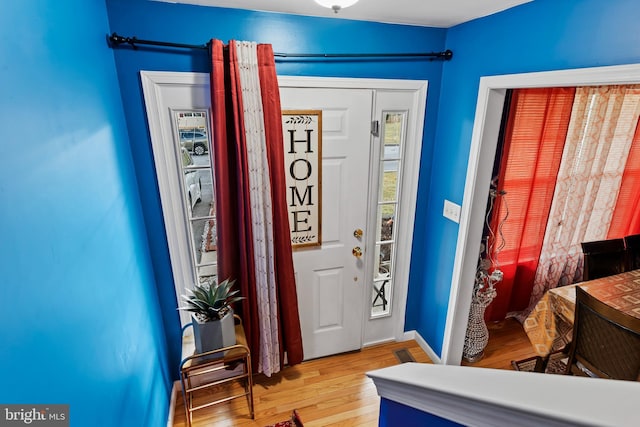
[[607, 119, 640, 238], [210, 39, 259, 367], [209, 40, 303, 373], [485, 87, 576, 321]]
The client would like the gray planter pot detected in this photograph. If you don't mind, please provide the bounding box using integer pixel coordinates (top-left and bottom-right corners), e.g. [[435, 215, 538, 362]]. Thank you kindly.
[[192, 309, 236, 356]]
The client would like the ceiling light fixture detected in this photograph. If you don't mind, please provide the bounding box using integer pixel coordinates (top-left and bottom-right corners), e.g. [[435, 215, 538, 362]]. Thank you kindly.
[[314, 0, 359, 14]]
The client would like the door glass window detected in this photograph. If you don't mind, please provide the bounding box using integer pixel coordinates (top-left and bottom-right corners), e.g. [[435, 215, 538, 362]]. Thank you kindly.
[[173, 110, 217, 286], [371, 112, 406, 317]]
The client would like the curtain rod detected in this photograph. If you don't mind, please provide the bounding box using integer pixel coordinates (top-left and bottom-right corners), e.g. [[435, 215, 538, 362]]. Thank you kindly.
[[107, 33, 453, 61]]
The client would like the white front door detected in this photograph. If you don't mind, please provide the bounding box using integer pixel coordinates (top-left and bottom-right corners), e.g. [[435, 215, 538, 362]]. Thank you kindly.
[[280, 86, 374, 360]]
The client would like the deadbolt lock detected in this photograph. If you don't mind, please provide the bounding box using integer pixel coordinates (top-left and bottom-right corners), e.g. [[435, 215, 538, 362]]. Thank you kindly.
[[352, 246, 363, 258], [353, 228, 363, 238]]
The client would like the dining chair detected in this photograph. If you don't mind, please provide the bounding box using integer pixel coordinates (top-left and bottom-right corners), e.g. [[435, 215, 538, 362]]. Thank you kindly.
[[623, 233, 640, 271], [563, 287, 640, 381], [580, 238, 627, 281]]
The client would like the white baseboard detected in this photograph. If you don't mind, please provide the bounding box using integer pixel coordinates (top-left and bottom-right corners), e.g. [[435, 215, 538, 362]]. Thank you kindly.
[[363, 337, 396, 348], [402, 330, 441, 364], [167, 380, 179, 427]]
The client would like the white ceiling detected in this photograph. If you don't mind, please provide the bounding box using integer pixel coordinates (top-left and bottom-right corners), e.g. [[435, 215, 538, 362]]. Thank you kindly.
[[157, 0, 532, 28]]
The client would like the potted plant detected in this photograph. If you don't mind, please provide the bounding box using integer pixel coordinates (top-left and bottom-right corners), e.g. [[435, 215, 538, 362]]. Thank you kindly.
[[179, 278, 243, 355]]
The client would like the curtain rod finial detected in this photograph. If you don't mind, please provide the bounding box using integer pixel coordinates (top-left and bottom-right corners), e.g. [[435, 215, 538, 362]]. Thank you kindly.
[[108, 32, 125, 47]]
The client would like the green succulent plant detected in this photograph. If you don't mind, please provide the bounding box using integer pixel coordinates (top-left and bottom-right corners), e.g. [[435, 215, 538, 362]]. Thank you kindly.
[[179, 278, 243, 322]]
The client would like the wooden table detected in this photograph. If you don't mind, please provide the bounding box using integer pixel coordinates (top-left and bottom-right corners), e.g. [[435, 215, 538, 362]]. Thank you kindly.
[[523, 269, 640, 358]]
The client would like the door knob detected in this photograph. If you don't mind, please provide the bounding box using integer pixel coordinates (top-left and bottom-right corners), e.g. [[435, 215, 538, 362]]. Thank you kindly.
[[352, 246, 363, 258], [353, 228, 363, 238]]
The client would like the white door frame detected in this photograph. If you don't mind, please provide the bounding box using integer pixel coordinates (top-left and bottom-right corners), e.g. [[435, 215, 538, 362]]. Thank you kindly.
[[141, 71, 211, 327], [442, 63, 640, 365], [141, 71, 427, 342], [279, 76, 427, 344]]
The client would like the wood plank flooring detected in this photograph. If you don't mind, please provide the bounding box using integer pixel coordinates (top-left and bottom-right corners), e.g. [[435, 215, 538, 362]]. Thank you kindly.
[[461, 318, 538, 370], [173, 319, 536, 426]]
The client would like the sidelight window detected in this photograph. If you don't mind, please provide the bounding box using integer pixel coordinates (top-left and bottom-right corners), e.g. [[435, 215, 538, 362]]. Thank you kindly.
[[173, 110, 217, 287], [371, 111, 406, 317]]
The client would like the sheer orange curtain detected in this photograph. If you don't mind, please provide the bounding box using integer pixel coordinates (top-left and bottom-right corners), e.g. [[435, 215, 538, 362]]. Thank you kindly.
[[485, 87, 576, 321], [516, 85, 640, 322], [608, 119, 640, 237]]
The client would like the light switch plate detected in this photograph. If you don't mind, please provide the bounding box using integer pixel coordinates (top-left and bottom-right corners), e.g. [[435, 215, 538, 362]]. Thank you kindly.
[[443, 199, 461, 223]]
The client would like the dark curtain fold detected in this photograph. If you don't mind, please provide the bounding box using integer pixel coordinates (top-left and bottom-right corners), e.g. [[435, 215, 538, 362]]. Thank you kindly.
[[209, 39, 303, 373]]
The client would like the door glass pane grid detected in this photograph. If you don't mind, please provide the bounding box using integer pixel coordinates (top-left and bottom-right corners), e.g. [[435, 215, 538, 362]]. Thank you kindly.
[[371, 111, 406, 317], [173, 110, 217, 287], [372, 238, 394, 316], [380, 170, 399, 203], [376, 205, 397, 244]]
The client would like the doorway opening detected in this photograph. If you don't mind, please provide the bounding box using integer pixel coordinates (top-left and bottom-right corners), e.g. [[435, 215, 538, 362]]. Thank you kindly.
[[442, 63, 640, 365]]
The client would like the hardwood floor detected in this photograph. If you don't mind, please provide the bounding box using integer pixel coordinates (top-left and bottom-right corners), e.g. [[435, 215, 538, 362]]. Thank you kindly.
[[173, 319, 536, 426], [461, 318, 538, 370]]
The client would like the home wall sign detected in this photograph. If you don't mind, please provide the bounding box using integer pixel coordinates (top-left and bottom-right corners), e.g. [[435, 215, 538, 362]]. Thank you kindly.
[[282, 110, 322, 248]]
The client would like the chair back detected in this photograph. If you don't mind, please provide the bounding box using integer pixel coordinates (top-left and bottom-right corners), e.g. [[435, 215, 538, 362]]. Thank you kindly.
[[624, 233, 640, 271], [564, 287, 640, 381], [581, 238, 626, 281]]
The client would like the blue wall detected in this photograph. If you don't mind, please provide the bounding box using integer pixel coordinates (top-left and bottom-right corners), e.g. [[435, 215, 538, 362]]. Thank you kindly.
[[105, 0, 447, 368], [414, 0, 640, 355], [0, 2, 170, 426], [379, 398, 463, 427]]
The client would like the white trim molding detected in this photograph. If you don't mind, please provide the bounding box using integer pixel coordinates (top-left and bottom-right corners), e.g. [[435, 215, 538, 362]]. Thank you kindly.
[[140, 71, 211, 328], [403, 330, 441, 364], [166, 380, 179, 427], [368, 363, 639, 427]]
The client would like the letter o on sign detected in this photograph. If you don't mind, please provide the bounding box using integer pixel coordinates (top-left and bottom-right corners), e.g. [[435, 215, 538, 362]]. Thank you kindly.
[[289, 159, 312, 181]]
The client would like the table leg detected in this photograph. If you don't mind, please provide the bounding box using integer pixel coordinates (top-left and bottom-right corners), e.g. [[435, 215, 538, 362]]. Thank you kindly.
[[533, 355, 549, 373]]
